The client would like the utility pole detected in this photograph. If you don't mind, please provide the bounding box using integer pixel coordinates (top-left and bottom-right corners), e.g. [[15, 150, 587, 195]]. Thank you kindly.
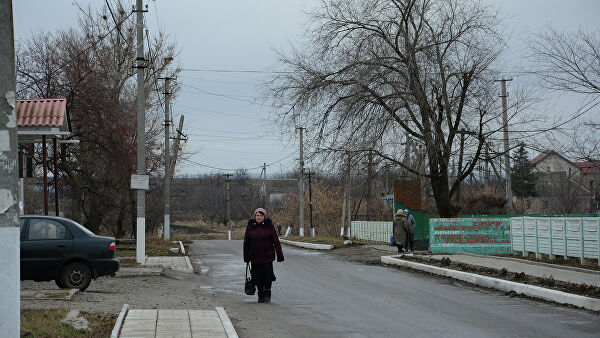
[[297, 127, 305, 236], [340, 156, 347, 237], [0, 1, 20, 334], [346, 152, 352, 237], [485, 143, 490, 187], [161, 76, 173, 240], [260, 163, 267, 207], [170, 115, 184, 178], [133, 0, 148, 264], [225, 173, 232, 240], [496, 78, 513, 213], [366, 150, 373, 219], [308, 169, 314, 237]]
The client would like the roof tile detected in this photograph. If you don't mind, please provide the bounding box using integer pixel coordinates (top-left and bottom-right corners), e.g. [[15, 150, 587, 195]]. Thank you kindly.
[[17, 98, 66, 127]]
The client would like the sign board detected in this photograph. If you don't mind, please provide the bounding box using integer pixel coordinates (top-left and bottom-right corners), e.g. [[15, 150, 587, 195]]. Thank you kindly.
[[430, 218, 511, 255], [130, 174, 149, 190]]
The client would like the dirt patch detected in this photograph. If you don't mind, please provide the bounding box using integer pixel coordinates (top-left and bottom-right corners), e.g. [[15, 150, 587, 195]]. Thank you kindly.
[[20, 309, 116, 337], [327, 245, 388, 265], [398, 254, 600, 299], [496, 253, 600, 271]]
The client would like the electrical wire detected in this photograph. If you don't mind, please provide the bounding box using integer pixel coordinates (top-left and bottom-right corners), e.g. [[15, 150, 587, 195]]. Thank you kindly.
[[175, 104, 264, 120], [181, 152, 295, 172]]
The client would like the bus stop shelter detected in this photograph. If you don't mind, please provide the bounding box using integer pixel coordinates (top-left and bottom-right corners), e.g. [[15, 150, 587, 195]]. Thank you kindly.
[[16, 98, 74, 216]]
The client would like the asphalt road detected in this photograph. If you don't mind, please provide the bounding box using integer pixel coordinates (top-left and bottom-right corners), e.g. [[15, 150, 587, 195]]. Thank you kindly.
[[191, 240, 600, 338]]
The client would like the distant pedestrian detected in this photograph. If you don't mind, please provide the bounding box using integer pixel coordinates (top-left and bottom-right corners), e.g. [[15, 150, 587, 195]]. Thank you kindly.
[[276, 223, 282, 236], [404, 209, 415, 252], [243, 208, 284, 303], [392, 209, 408, 253]]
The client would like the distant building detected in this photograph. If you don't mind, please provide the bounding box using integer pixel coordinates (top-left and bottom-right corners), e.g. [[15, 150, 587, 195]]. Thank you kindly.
[[530, 150, 600, 214]]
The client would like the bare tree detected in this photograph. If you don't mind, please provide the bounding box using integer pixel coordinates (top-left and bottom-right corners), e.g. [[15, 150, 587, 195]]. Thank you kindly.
[[17, 1, 179, 235], [268, 0, 519, 217], [528, 26, 600, 97]]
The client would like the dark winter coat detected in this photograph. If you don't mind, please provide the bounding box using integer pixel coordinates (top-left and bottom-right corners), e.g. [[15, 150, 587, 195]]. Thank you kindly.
[[392, 214, 408, 246], [407, 214, 416, 233], [243, 218, 284, 264]]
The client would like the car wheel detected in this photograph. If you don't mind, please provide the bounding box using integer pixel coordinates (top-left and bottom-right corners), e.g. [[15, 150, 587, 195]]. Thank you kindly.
[[60, 263, 92, 291], [55, 278, 67, 289]]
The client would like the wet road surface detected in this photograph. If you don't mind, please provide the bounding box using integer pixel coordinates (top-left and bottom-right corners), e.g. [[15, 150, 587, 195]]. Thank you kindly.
[[190, 240, 600, 337]]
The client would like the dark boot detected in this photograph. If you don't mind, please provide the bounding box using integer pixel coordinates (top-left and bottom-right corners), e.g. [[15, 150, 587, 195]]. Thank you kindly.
[[257, 286, 266, 303], [264, 289, 271, 302]]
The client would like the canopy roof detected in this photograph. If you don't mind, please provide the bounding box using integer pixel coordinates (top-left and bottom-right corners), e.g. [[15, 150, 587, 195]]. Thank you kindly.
[[17, 98, 71, 142]]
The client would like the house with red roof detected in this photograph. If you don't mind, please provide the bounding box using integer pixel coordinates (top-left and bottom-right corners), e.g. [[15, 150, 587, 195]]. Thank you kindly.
[[530, 150, 599, 214]]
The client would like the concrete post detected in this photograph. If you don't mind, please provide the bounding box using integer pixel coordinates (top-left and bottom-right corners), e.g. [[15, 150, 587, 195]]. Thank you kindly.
[[135, 0, 146, 263], [0, 1, 21, 335]]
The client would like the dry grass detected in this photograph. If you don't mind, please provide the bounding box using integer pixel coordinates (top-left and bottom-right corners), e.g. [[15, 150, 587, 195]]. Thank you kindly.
[[171, 219, 247, 241], [21, 309, 116, 337], [116, 236, 186, 257]]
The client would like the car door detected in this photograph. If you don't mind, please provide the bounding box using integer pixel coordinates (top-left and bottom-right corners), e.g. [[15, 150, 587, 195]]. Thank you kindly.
[[20, 218, 74, 280]]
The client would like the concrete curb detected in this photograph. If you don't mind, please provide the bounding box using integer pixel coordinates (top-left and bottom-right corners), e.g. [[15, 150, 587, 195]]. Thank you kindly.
[[280, 239, 334, 250], [216, 307, 238, 338], [458, 252, 600, 275], [381, 255, 600, 312], [184, 256, 193, 273], [110, 303, 128, 338]]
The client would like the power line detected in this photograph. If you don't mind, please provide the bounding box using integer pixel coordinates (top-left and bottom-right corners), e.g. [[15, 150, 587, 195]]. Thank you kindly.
[[181, 152, 295, 172], [178, 74, 257, 85], [181, 68, 291, 74], [180, 83, 264, 105], [175, 103, 264, 120]]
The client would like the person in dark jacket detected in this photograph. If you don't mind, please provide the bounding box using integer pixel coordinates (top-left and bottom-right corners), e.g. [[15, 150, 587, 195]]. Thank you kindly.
[[404, 209, 416, 252], [243, 208, 284, 303], [392, 209, 408, 253]]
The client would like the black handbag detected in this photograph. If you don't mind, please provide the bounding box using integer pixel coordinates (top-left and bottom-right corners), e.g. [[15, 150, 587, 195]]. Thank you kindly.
[[245, 263, 255, 295]]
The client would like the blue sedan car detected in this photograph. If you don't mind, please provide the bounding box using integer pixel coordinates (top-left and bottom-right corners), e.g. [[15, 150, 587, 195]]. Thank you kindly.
[[20, 215, 120, 291]]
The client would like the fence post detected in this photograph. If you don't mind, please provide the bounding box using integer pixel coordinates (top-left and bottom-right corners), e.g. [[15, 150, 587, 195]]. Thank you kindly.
[[548, 218, 554, 260], [522, 217, 526, 257], [563, 219, 568, 260], [580, 219, 586, 265], [534, 218, 540, 259]]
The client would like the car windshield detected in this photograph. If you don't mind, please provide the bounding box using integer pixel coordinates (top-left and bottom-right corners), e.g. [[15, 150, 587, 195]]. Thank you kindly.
[[70, 220, 96, 236]]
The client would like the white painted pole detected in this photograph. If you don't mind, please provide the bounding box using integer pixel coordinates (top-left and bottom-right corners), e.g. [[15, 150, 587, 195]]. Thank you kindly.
[[0, 1, 20, 335], [135, 0, 146, 264]]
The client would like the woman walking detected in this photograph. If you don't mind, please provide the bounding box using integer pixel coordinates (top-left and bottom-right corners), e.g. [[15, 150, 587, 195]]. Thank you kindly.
[[392, 209, 408, 253], [243, 208, 284, 303]]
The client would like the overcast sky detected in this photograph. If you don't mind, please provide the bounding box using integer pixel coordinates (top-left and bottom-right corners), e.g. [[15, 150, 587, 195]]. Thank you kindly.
[[13, 0, 600, 176]]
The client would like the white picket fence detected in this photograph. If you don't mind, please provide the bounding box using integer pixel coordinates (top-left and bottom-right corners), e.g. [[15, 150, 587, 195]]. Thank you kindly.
[[350, 221, 393, 243], [511, 217, 600, 265]]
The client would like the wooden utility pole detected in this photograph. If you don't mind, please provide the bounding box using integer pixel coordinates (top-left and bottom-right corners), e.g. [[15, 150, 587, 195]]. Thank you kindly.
[[170, 115, 184, 179], [225, 173, 232, 240]]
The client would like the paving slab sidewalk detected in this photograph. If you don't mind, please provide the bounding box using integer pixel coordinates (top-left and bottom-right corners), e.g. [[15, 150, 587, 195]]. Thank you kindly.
[[116, 308, 237, 338]]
